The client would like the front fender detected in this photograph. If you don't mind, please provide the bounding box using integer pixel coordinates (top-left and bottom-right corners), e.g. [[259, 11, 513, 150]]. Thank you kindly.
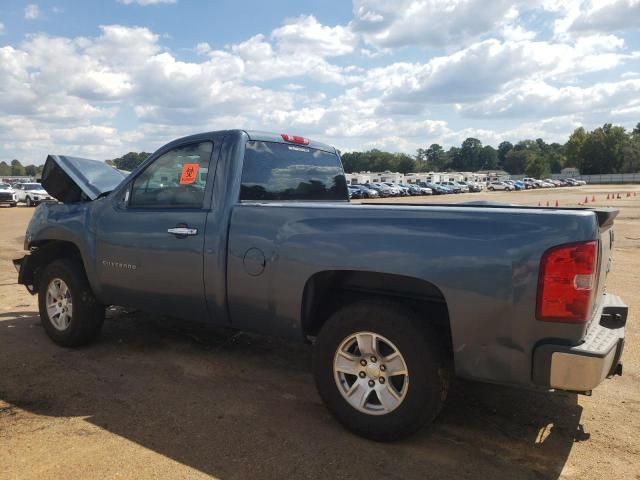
[[21, 202, 102, 297]]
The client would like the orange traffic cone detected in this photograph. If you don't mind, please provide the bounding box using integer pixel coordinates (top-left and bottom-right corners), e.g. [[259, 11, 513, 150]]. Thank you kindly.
[[584, 196, 588, 203], [555, 200, 559, 207], [546, 201, 549, 207], [606, 193, 610, 200], [538, 202, 541, 206], [618, 193, 622, 199], [627, 192, 631, 197], [592, 195, 595, 202]]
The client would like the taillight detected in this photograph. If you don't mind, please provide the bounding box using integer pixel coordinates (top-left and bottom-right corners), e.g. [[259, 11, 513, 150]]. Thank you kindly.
[[536, 241, 597, 323], [281, 134, 309, 145]]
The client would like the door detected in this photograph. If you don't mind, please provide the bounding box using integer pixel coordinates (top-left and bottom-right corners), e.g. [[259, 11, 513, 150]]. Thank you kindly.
[[96, 140, 216, 321]]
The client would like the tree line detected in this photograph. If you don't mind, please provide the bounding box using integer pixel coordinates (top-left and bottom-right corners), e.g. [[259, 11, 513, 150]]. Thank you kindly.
[[2, 123, 639, 178], [342, 122, 640, 177]]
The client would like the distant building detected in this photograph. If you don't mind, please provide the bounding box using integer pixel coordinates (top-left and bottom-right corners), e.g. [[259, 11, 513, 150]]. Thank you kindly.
[[561, 167, 580, 176]]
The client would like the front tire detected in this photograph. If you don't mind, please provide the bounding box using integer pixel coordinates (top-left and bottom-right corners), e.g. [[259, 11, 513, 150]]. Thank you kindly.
[[26, 196, 33, 207], [38, 259, 105, 347], [313, 300, 450, 441]]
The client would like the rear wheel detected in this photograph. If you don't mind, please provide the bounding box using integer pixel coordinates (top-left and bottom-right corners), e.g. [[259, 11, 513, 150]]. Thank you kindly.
[[313, 300, 451, 441], [38, 259, 105, 347], [488, 186, 494, 191]]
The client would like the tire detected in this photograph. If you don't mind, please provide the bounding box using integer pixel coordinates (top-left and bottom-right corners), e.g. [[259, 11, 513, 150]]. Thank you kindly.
[[313, 299, 451, 441], [488, 187, 494, 191], [26, 196, 33, 207], [37, 259, 105, 347]]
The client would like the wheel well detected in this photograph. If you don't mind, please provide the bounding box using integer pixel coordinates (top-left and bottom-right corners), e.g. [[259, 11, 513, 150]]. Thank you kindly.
[[23, 240, 83, 292], [302, 270, 452, 352]]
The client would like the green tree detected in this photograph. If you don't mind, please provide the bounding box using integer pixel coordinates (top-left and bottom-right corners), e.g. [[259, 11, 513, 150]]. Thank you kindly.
[[565, 127, 586, 167], [525, 155, 551, 178], [497, 141, 513, 167], [579, 124, 626, 174], [25, 165, 38, 176], [452, 138, 482, 171], [11, 159, 26, 176], [109, 152, 151, 171], [504, 148, 536, 174], [478, 145, 498, 170], [0, 161, 11, 176], [425, 144, 448, 171]]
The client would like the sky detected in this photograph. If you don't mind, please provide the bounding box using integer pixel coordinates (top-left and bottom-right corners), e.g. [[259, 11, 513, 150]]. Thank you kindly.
[[0, 0, 639, 164]]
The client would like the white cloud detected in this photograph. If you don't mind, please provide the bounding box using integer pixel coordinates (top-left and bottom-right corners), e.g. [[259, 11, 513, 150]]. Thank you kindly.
[[24, 4, 40, 20], [553, 0, 640, 36], [352, 0, 526, 49], [461, 79, 640, 118], [358, 35, 635, 107], [272, 15, 358, 57], [195, 42, 211, 55], [117, 0, 177, 5]]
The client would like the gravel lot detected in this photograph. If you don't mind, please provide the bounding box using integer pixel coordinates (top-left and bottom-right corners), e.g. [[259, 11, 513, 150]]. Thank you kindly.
[[1, 185, 639, 480]]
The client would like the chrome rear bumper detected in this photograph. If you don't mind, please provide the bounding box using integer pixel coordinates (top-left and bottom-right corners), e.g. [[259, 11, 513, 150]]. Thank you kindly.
[[532, 293, 627, 393]]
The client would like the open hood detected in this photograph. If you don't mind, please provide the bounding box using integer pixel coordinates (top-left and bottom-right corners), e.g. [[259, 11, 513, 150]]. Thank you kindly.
[[41, 155, 128, 203]]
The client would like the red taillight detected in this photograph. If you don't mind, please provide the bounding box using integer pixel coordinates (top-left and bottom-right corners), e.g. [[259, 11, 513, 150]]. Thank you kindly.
[[281, 133, 309, 145], [536, 241, 597, 323]]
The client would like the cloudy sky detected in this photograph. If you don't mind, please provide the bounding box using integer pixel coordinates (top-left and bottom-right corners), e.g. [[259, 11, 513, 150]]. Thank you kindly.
[[1, 0, 639, 164]]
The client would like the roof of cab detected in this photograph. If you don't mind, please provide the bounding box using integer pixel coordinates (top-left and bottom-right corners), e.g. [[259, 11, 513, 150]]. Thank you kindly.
[[162, 129, 337, 154], [244, 130, 337, 154]]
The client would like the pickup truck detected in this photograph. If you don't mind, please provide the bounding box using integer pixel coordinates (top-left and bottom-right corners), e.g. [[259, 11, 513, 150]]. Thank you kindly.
[[14, 130, 628, 441]]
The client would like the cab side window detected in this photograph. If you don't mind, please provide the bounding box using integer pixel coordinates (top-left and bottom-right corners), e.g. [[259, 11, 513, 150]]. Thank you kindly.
[[130, 142, 213, 208]]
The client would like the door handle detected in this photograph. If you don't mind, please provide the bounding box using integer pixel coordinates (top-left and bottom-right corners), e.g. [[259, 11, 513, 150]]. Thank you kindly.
[[167, 227, 198, 236]]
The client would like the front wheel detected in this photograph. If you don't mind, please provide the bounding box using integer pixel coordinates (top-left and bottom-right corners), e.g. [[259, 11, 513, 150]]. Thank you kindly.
[[313, 300, 450, 441], [38, 259, 105, 347], [26, 197, 33, 207]]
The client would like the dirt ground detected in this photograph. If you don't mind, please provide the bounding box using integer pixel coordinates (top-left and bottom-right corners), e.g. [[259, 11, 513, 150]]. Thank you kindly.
[[1, 185, 639, 480]]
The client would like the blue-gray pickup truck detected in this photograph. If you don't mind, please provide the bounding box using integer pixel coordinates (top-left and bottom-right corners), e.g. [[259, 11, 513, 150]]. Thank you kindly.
[[14, 130, 628, 440]]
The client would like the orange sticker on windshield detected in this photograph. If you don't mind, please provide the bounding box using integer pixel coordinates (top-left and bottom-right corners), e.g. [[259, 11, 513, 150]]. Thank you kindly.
[[179, 163, 199, 184]]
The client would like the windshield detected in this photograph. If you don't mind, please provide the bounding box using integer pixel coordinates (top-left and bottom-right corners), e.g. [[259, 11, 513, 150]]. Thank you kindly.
[[0, 183, 10, 189], [23, 183, 43, 190]]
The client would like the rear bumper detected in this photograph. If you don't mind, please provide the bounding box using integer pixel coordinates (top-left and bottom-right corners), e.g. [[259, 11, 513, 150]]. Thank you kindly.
[[532, 293, 627, 393]]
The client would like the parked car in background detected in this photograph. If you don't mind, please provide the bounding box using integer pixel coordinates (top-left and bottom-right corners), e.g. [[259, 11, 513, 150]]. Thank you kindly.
[[487, 181, 513, 191], [384, 182, 408, 196], [572, 178, 587, 185], [14, 183, 54, 207], [420, 182, 450, 194], [369, 183, 394, 197], [437, 181, 463, 193], [522, 178, 538, 189], [459, 181, 481, 192], [0, 183, 18, 207], [503, 180, 523, 191], [348, 186, 363, 199], [514, 180, 526, 190], [352, 185, 379, 198]]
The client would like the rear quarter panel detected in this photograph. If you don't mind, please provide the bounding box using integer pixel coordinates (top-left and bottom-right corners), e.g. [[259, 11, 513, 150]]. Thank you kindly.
[[227, 203, 599, 387]]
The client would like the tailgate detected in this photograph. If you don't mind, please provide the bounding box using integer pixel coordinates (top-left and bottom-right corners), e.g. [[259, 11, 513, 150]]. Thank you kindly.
[[590, 208, 618, 325]]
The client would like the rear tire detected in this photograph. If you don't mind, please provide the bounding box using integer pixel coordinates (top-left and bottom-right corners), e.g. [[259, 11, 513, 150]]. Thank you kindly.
[[313, 299, 451, 441], [488, 187, 494, 191], [38, 259, 105, 347]]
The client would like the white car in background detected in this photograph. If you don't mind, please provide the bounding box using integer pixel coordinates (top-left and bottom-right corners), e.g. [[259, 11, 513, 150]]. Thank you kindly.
[[0, 183, 18, 207], [487, 181, 513, 191], [14, 183, 54, 207]]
